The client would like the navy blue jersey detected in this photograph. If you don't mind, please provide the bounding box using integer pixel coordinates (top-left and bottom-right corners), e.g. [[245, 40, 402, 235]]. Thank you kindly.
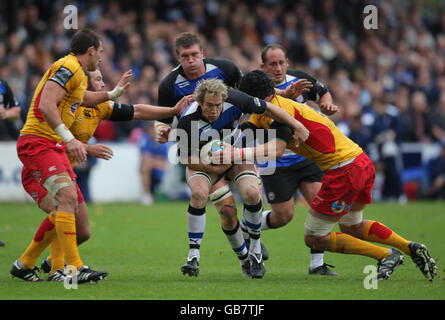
[[158, 58, 242, 125], [176, 89, 267, 158]]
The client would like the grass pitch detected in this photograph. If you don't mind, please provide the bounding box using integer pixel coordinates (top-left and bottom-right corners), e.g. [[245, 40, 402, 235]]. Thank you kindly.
[[0, 201, 444, 300]]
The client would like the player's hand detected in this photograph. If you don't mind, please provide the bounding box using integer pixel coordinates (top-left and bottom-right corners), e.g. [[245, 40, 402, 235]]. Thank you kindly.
[[210, 142, 236, 164], [66, 139, 87, 164], [292, 122, 309, 142], [108, 69, 133, 100], [319, 102, 339, 115], [0, 106, 7, 120], [157, 126, 171, 143], [173, 95, 194, 116], [284, 79, 313, 100], [88, 144, 114, 160]]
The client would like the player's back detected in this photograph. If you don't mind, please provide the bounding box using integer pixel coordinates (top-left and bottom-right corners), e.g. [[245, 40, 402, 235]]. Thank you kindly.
[[21, 53, 88, 142]]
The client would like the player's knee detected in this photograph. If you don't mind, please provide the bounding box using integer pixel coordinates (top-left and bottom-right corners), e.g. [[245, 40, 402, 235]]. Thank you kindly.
[[303, 212, 335, 248], [190, 187, 208, 207], [274, 208, 294, 227], [77, 229, 91, 245], [338, 211, 364, 238], [56, 186, 78, 207]]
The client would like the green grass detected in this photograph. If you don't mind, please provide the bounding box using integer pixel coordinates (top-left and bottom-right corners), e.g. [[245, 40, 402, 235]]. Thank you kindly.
[[0, 201, 444, 300]]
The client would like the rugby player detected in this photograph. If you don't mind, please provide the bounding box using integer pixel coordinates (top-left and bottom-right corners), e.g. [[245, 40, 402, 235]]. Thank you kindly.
[[248, 44, 339, 275], [176, 78, 308, 278], [156, 32, 270, 269], [16, 67, 192, 281], [212, 70, 437, 281]]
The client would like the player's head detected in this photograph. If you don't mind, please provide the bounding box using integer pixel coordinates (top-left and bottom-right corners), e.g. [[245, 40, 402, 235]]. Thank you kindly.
[[87, 69, 105, 92], [238, 70, 275, 100], [261, 44, 289, 84], [175, 32, 204, 78], [194, 79, 228, 122], [70, 29, 103, 72]]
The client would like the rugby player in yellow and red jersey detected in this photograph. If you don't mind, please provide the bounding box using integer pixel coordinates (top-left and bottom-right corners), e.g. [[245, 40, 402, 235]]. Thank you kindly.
[[211, 70, 437, 281], [11, 29, 131, 283], [19, 68, 192, 281]]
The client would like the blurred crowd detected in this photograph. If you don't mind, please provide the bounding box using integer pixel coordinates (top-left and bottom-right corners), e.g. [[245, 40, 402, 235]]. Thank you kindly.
[[1, 0, 445, 200]]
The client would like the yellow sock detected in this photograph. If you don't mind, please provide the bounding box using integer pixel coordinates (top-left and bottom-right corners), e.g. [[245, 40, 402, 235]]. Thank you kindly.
[[55, 211, 83, 269], [362, 220, 410, 255], [49, 238, 64, 275], [18, 214, 57, 270], [330, 232, 390, 261]]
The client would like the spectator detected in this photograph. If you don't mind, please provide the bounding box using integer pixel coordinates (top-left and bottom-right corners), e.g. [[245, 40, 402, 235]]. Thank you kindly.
[[0, 79, 21, 140], [139, 121, 169, 206]]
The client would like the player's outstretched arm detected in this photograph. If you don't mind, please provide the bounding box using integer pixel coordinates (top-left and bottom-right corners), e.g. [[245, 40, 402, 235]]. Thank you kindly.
[[264, 102, 309, 142], [39, 81, 86, 163], [133, 95, 193, 121], [83, 69, 133, 106], [318, 92, 339, 115]]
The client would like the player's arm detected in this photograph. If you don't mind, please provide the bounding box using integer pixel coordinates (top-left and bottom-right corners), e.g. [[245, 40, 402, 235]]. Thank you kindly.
[[83, 69, 132, 106], [38, 80, 86, 163], [154, 78, 178, 143], [228, 89, 308, 142], [133, 95, 193, 121]]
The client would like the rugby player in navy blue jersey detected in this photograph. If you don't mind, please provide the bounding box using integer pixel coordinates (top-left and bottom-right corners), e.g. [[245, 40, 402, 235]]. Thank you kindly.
[[155, 32, 269, 275]]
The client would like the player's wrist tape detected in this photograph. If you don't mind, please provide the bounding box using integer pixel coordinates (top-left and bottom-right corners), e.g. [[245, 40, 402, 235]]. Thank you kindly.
[[107, 86, 125, 100], [54, 124, 75, 143], [236, 148, 255, 161]]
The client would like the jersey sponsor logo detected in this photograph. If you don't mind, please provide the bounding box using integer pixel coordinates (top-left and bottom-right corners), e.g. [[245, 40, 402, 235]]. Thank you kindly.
[[83, 109, 92, 118], [331, 200, 351, 214], [70, 102, 80, 113], [178, 81, 190, 88]]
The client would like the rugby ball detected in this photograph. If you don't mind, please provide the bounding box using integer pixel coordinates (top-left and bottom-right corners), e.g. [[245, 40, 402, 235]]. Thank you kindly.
[[200, 140, 225, 164]]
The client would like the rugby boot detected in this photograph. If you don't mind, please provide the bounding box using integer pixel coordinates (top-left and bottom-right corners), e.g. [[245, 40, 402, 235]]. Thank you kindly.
[[377, 249, 404, 280], [181, 256, 199, 277], [309, 263, 339, 276], [10, 260, 42, 282], [408, 242, 437, 281]]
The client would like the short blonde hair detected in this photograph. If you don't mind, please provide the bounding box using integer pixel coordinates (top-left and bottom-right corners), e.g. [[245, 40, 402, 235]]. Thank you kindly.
[[193, 79, 228, 104]]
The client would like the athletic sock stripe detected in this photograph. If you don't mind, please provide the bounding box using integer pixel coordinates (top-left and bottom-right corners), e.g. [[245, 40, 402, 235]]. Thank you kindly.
[[243, 220, 262, 230], [188, 232, 204, 239], [233, 243, 246, 253]]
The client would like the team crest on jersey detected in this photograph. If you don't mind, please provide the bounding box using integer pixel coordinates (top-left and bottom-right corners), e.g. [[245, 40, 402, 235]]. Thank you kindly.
[[331, 200, 351, 214], [268, 192, 276, 201], [296, 95, 304, 103], [70, 102, 80, 113], [33, 170, 41, 183]]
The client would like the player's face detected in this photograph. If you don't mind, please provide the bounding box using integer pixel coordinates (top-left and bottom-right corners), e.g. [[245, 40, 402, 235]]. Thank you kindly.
[[261, 48, 288, 84], [87, 41, 104, 72], [177, 43, 205, 79], [200, 93, 223, 122], [88, 70, 105, 92]]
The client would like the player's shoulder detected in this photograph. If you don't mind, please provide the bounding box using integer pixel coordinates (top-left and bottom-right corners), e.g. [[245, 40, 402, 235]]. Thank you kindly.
[[287, 69, 315, 80], [159, 66, 182, 88], [204, 57, 238, 71]]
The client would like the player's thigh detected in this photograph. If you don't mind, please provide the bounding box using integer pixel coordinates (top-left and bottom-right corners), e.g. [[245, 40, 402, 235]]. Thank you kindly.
[[185, 167, 213, 200]]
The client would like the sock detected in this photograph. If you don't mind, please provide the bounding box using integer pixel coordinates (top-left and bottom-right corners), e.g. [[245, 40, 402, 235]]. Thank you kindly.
[[49, 238, 64, 274], [329, 232, 390, 261], [240, 219, 250, 241], [243, 201, 263, 255], [222, 221, 248, 261], [310, 249, 324, 270], [362, 220, 411, 255], [187, 204, 205, 260], [260, 210, 272, 230], [55, 211, 83, 269], [18, 214, 57, 270]]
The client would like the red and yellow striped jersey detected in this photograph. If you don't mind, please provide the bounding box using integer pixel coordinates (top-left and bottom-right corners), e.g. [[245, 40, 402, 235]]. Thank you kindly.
[[20, 53, 88, 142], [248, 95, 363, 171]]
